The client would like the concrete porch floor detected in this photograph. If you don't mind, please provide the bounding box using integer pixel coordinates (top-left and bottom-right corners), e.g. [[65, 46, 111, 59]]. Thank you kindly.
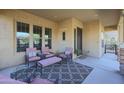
[[75, 53, 124, 84], [0, 53, 124, 84]]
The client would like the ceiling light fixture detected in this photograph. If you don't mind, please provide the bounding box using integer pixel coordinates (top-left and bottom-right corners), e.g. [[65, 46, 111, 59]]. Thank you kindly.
[[94, 14, 98, 17], [54, 16, 58, 18]]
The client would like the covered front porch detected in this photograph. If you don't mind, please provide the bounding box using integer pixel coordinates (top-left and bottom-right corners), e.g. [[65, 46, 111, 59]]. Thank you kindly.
[[0, 53, 123, 84], [0, 9, 124, 84]]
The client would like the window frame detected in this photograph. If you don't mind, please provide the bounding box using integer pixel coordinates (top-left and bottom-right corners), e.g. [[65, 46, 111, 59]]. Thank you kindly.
[[33, 25, 42, 50], [45, 27, 52, 49], [16, 21, 30, 52]]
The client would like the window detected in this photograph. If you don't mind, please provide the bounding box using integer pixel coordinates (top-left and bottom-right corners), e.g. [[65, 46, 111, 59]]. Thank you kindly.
[[16, 22, 29, 52], [45, 28, 52, 49], [33, 25, 42, 50], [62, 32, 65, 40]]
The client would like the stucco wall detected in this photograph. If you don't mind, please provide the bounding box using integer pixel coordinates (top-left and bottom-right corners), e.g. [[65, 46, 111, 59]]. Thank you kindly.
[[83, 20, 102, 58], [0, 10, 58, 69], [118, 15, 124, 43], [57, 18, 73, 52], [61, 18, 102, 58], [0, 10, 103, 69], [57, 18, 84, 56]]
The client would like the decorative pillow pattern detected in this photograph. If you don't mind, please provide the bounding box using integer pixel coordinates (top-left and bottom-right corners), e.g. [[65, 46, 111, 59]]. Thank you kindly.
[[32, 52, 36, 57], [65, 51, 70, 55]]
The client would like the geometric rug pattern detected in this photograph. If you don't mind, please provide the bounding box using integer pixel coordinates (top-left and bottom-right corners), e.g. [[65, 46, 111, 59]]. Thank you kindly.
[[11, 61, 93, 84]]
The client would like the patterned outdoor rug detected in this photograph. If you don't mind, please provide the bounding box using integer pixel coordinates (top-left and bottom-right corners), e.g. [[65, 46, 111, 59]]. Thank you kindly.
[[11, 61, 93, 84]]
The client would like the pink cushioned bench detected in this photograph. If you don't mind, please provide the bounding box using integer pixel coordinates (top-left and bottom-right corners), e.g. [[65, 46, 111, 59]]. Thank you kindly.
[[38, 56, 62, 67], [37, 57, 62, 75]]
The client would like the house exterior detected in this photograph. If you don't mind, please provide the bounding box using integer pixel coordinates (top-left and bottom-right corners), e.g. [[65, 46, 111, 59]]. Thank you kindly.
[[0, 9, 121, 69]]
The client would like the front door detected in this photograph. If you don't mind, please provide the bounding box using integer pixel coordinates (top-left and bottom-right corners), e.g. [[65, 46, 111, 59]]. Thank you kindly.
[[77, 27, 82, 55], [74, 27, 83, 56]]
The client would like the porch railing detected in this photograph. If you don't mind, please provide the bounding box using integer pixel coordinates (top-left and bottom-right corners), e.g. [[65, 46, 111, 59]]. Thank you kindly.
[[104, 44, 117, 55]]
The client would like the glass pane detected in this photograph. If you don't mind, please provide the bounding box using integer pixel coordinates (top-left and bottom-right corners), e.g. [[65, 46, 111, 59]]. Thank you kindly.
[[45, 28, 52, 49], [33, 25, 42, 50], [33, 34, 40, 39], [22, 23, 25, 32], [34, 39, 41, 50], [26, 24, 29, 33], [16, 32, 29, 52], [45, 28, 52, 38], [48, 39, 51, 49], [17, 22, 21, 32], [33, 26, 36, 33], [16, 22, 29, 52], [45, 39, 51, 49]]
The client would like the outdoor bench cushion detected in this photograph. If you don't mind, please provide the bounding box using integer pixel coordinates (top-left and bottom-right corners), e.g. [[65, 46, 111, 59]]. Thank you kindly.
[[59, 54, 67, 58], [38, 56, 62, 67], [45, 54, 55, 58], [29, 56, 41, 62]]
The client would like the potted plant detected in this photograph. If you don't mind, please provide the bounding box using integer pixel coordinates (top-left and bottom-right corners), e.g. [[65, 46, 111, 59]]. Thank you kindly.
[[74, 49, 82, 56]]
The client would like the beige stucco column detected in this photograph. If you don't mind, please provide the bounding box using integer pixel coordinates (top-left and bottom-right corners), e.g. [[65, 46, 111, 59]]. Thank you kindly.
[[29, 23, 33, 48], [42, 27, 45, 47], [118, 15, 124, 43]]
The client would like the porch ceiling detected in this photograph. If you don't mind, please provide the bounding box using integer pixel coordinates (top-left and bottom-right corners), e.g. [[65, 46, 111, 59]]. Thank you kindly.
[[23, 9, 121, 26]]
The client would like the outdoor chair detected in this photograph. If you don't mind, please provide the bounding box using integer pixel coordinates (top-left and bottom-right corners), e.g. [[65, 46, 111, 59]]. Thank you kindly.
[[58, 47, 73, 62], [40, 47, 55, 59], [25, 48, 41, 67]]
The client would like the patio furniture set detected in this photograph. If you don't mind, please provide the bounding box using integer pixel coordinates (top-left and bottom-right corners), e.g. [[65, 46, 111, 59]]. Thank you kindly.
[[0, 47, 73, 84], [25, 47, 73, 68]]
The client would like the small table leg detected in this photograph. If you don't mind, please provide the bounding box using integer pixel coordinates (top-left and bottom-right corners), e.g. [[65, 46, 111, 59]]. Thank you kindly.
[[36, 62, 38, 71], [41, 64, 43, 75], [37, 63, 43, 76]]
